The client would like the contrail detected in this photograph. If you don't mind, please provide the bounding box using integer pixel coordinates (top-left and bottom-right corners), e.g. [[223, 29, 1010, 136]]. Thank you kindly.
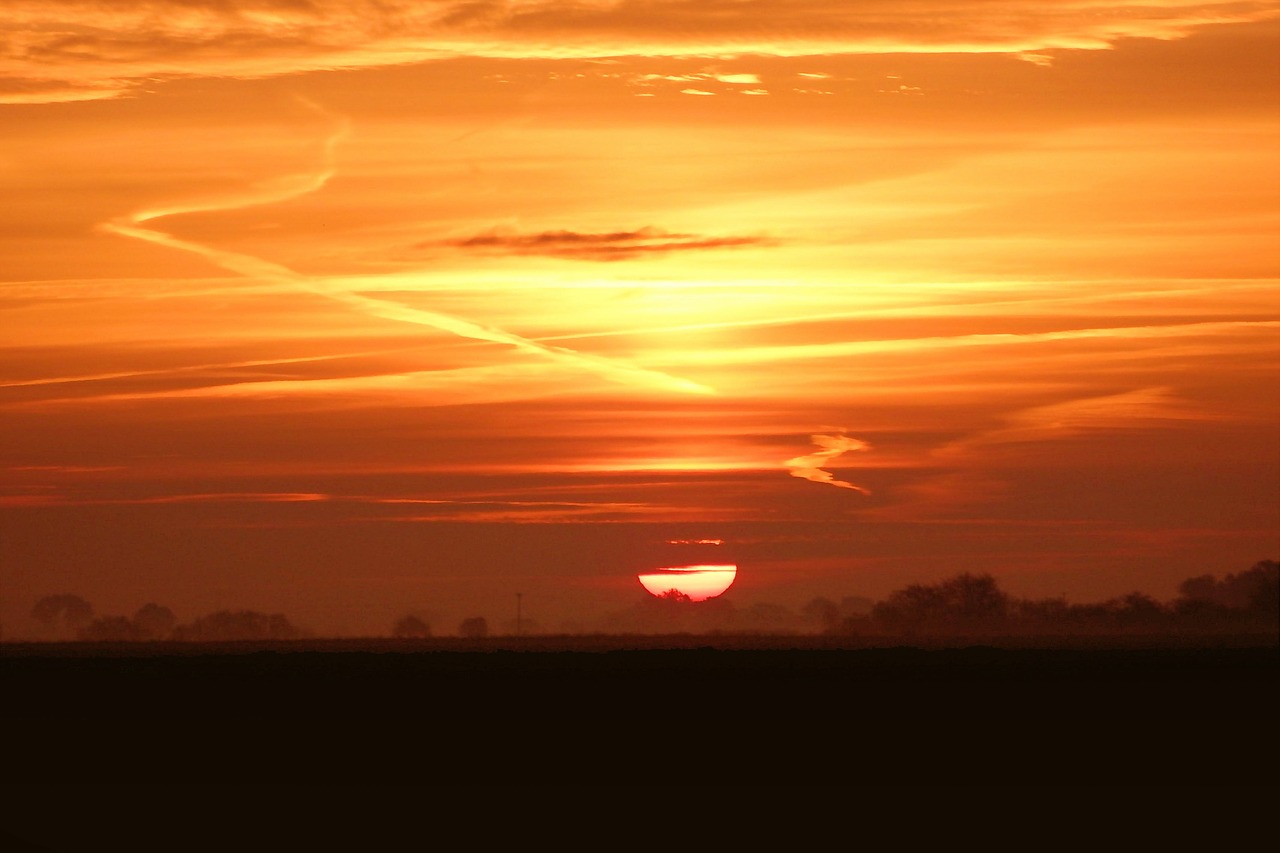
[[0, 346, 436, 389], [784, 433, 871, 493], [97, 105, 712, 397]]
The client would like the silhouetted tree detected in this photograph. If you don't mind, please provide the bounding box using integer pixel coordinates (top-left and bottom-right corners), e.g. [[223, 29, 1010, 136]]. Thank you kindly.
[[1176, 560, 1279, 616], [132, 603, 176, 641], [171, 610, 301, 642], [1014, 596, 1071, 625], [1083, 592, 1170, 632], [30, 594, 94, 639], [741, 602, 799, 634], [608, 591, 739, 634], [801, 597, 840, 633], [392, 614, 431, 639], [79, 615, 139, 642], [873, 573, 1010, 634], [839, 596, 875, 618], [458, 616, 488, 639]]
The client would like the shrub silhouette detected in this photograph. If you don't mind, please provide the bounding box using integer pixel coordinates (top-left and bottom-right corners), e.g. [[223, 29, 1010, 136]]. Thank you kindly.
[[392, 614, 431, 639], [171, 610, 301, 642], [458, 616, 488, 639], [79, 615, 139, 642], [30, 594, 94, 639], [132, 603, 176, 641], [872, 573, 1009, 634]]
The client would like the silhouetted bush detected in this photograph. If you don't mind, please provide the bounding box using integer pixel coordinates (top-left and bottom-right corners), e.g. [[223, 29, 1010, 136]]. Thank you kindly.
[[872, 573, 1010, 635], [859, 561, 1278, 638], [171, 610, 301, 642], [801, 596, 840, 633], [78, 615, 140, 642], [1176, 560, 1278, 616], [30, 594, 94, 639], [392, 614, 431, 639], [132, 603, 176, 641], [458, 616, 488, 639]]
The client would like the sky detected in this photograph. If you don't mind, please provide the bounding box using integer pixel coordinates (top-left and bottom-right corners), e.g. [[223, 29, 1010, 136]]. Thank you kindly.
[[1, 0, 1278, 637]]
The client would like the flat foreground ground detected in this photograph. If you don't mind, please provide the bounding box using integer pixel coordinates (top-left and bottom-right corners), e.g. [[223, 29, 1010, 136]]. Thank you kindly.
[[3, 635, 1276, 719], [3, 636, 1275, 786]]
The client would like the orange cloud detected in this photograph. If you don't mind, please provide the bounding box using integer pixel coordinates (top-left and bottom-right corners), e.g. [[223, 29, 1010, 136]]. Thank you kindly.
[[939, 387, 1220, 458], [429, 226, 770, 260], [4, 0, 1276, 102], [94, 110, 713, 397]]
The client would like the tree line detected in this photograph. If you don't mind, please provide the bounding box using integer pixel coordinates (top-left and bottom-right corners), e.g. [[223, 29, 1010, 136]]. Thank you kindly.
[[840, 558, 1278, 637], [14, 596, 493, 643], [8, 558, 1277, 642], [23, 598, 304, 643], [603, 558, 1279, 637]]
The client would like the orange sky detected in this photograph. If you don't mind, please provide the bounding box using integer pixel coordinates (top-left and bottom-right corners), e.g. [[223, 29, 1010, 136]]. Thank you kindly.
[[2, 1, 1277, 636]]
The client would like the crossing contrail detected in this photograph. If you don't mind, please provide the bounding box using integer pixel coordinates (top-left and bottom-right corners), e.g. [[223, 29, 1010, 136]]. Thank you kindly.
[[98, 105, 712, 397]]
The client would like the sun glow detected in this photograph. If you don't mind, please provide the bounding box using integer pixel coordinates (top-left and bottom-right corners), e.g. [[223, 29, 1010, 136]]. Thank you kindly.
[[637, 564, 738, 601], [1, 0, 1276, 639]]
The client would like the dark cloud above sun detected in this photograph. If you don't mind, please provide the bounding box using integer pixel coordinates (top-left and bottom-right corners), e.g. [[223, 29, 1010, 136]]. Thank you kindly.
[[424, 227, 771, 261]]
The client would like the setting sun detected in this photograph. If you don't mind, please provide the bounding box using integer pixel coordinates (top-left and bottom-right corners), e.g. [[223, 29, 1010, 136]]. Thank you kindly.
[[0, 0, 1275, 637], [638, 565, 738, 602], [0, 0, 1275, 802]]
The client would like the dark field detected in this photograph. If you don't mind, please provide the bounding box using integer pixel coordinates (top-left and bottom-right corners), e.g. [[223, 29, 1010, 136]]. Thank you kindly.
[[3, 635, 1277, 787], [4, 633, 1278, 719]]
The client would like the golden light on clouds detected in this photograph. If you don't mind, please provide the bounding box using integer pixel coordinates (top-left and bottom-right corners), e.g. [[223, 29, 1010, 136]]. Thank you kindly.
[[6, 1, 1280, 103], [1, 0, 1276, 634]]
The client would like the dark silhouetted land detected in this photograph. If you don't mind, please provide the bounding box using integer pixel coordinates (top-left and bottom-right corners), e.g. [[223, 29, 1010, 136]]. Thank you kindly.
[[3, 634, 1276, 788]]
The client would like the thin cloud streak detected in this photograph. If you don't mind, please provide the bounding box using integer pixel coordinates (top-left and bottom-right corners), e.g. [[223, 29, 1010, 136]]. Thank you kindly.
[[0, 492, 330, 508], [658, 320, 1280, 367], [529, 280, 1280, 344], [5, 364, 579, 408], [97, 110, 713, 397], [937, 387, 1218, 459], [0, 349, 421, 389], [784, 434, 872, 493], [4, 1, 1277, 102]]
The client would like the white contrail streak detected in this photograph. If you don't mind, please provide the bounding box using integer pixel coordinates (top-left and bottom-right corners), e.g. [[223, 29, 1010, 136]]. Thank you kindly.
[[0, 348, 417, 389], [784, 433, 871, 493], [97, 108, 712, 397]]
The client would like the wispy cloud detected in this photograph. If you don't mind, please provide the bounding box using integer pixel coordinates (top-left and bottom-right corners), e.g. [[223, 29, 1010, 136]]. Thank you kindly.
[[784, 433, 871, 493], [0, 349, 412, 390], [862, 387, 1219, 520], [4, 1, 1276, 102], [0, 492, 330, 508], [660, 320, 1280, 367], [939, 386, 1214, 458], [96, 106, 713, 397], [428, 226, 770, 261]]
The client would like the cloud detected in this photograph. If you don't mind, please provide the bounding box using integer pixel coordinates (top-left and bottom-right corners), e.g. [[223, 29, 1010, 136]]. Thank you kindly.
[[784, 433, 871, 493], [96, 110, 713, 397], [864, 387, 1215, 519], [0, 493, 332, 509], [940, 386, 1212, 457], [429, 226, 770, 260], [660, 320, 1280, 368], [3, 0, 1276, 102]]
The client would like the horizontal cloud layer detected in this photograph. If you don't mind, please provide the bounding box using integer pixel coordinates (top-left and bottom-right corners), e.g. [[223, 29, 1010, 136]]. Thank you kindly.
[[4, 0, 1277, 101], [428, 226, 769, 260]]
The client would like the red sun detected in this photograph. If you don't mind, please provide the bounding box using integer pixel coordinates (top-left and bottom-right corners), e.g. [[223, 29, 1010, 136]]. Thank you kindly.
[[637, 564, 737, 601]]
